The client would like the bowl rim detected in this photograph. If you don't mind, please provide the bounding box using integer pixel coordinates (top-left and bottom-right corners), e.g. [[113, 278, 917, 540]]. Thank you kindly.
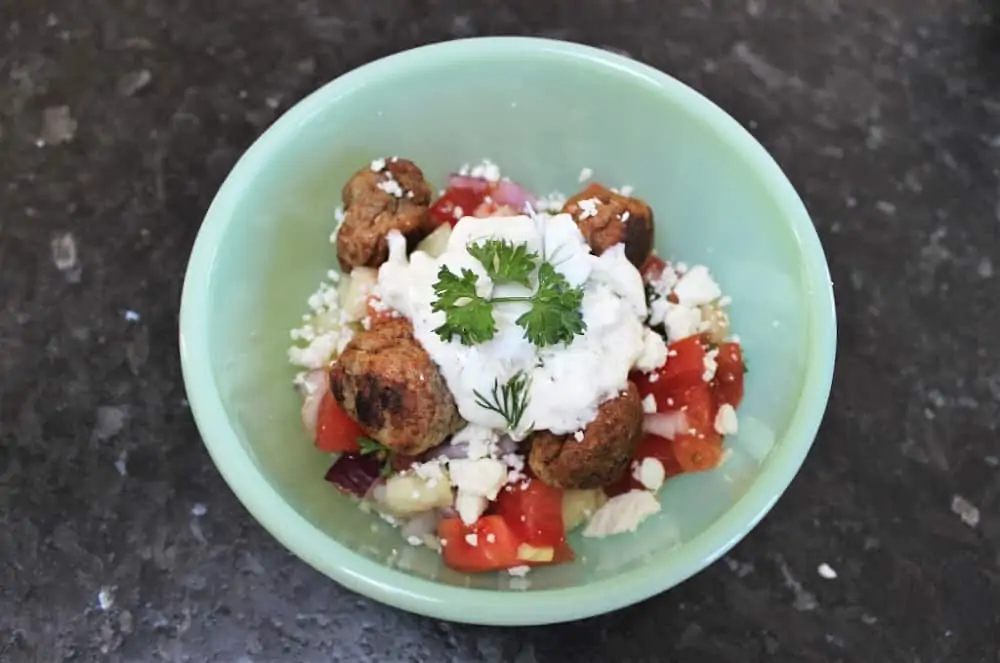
[[179, 36, 836, 626]]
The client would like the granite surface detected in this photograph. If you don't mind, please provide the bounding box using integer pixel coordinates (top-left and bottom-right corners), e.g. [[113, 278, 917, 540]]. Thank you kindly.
[[2, 0, 999, 661]]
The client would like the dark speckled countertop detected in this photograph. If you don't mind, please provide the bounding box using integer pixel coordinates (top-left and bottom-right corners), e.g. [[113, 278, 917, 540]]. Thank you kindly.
[[2, 1, 999, 661]]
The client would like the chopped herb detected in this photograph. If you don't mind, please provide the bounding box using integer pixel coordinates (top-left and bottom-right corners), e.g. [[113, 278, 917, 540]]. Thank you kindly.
[[514, 263, 586, 347], [466, 239, 537, 287], [473, 371, 532, 432], [357, 436, 395, 477], [430, 266, 496, 345]]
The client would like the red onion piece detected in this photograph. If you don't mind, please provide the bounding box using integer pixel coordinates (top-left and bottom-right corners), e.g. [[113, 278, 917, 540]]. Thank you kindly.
[[492, 179, 535, 209], [643, 411, 689, 440], [420, 441, 470, 462], [447, 174, 492, 194], [324, 453, 382, 498], [298, 369, 328, 438]]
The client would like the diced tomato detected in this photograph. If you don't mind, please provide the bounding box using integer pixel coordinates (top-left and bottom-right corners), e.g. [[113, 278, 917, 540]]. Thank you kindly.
[[672, 434, 723, 473], [633, 335, 708, 407], [674, 382, 715, 432], [640, 255, 667, 282], [315, 391, 363, 453], [438, 516, 523, 573], [472, 201, 519, 218], [711, 342, 745, 408], [494, 479, 568, 551], [429, 186, 490, 227]]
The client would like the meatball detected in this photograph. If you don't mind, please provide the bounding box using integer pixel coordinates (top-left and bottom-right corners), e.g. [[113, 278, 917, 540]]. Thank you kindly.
[[336, 158, 436, 272], [527, 383, 644, 490], [329, 318, 464, 455], [561, 183, 654, 268]]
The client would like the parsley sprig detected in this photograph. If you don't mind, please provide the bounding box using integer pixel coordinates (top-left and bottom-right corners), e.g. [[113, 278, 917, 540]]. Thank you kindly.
[[358, 436, 395, 477], [473, 371, 532, 431], [431, 239, 587, 347]]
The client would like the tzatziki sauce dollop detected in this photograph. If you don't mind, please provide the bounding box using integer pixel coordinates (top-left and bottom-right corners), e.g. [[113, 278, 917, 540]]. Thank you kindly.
[[377, 213, 666, 440]]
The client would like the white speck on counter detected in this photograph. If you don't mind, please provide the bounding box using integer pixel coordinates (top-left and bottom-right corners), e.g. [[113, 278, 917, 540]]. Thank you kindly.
[[191, 503, 207, 517], [578, 167, 593, 183], [817, 563, 838, 579], [508, 565, 531, 577], [40, 105, 77, 144], [951, 495, 980, 527], [51, 232, 82, 282], [97, 586, 115, 611], [777, 556, 818, 611], [124, 310, 141, 322], [583, 490, 661, 538], [714, 404, 739, 435], [114, 451, 128, 476]]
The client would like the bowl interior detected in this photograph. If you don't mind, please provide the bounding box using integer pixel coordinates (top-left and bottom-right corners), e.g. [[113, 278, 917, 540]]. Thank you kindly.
[[183, 39, 833, 612]]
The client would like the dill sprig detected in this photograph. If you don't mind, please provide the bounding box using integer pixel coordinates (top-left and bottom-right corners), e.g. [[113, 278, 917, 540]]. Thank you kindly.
[[473, 372, 532, 432]]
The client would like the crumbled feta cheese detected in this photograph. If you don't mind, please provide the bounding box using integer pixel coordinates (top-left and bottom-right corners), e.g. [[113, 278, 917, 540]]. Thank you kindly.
[[449, 458, 507, 498], [377, 177, 404, 198], [714, 403, 739, 435], [718, 295, 732, 306], [406, 535, 424, 547], [486, 533, 496, 543], [583, 490, 661, 538], [455, 493, 488, 525], [412, 460, 446, 483], [502, 452, 526, 484], [648, 372, 660, 383], [535, 191, 567, 212], [451, 424, 500, 460], [817, 563, 838, 579], [507, 565, 531, 577], [370, 157, 386, 172], [674, 265, 721, 306], [577, 197, 601, 219], [462, 159, 502, 182], [642, 394, 657, 414], [634, 329, 668, 371], [465, 533, 478, 547], [453, 205, 464, 219], [573, 430, 585, 442], [619, 185, 635, 196], [620, 211, 630, 223], [651, 300, 703, 342], [703, 348, 719, 381], [578, 167, 593, 183], [633, 457, 665, 491]]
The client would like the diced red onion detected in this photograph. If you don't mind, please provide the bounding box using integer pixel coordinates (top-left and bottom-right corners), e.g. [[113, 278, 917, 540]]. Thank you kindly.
[[401, 510, 440, 540], [436, 506, 459, 519], [492, 179, 535, 209], [298, 369, 328, 438], [324, 453, 382, 497], [420, 441, 470, 462], [447, 174, 492, 193], [643, 411, 689, 440]]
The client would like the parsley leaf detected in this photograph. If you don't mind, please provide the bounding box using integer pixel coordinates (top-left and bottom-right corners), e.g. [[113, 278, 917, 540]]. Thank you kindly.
[[357, 436, 395, 477], [467, 239, 538, 287], [430, 266, 497, 344], [516, 262, 586, 347]]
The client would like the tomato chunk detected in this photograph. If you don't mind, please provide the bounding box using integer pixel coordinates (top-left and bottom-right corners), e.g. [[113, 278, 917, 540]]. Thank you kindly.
[[494, 479, 568, 551], [438, 516, 523, 573], [640, 255, 667, 282], [315, 391, 363, 453], [672, 434, 723, 473], [605, 434, 684, 496], [429, 186, 490, 227], [712, 342, 745, 408], [633, 336, 708, 406]]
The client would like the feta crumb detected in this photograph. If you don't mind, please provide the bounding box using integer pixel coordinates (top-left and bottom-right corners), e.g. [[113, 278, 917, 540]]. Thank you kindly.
[[573, 430, 585, 442], [583, 490, 661, 538], [703, 348, 719, 381], [651, 300, 703, 342], [452, 424, 500, 460], [507, 565, 531, 577], [406, 535, 424, 547], [377, 176, 404, 198], [577, 197, 601, 219], [97, 586, 115, 611], [449, 458, 507, 498], [648, 372, 660, 383], [578, 167, 593, 183], [467, 159, 501, 182], [465, 533, 478, 547], [535, 191, 567, 212], [370, 157, 386, 172], [634, 329, 668, 371], [486, 533, 496, 544], [453, 205, 464, 219], [455, 493, 488, 525], [642, 394, 657, 414], [412, 460, 445, 483], [674, 265, 722, 306], [619, 184, 635, 196], [817, 563, 838, 579], [714, 403, 739, 435], [621, 211, 630, 223], [634, 457, 666, 491]]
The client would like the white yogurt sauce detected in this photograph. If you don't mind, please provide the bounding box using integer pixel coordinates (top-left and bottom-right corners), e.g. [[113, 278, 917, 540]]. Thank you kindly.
[[378, 213, 666, 439]]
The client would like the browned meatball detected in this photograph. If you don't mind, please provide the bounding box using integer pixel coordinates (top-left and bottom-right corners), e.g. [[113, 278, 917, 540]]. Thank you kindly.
[[336, 158, 436, 272], [561, 183, 654, 268], [527, 383, 644, 490], [329, 318, 464, 456]]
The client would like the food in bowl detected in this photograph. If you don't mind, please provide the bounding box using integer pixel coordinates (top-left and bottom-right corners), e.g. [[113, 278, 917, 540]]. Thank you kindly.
[[288, 157, 746, 575]]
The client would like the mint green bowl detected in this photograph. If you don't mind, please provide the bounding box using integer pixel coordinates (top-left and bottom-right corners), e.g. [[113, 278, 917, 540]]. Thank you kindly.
[[179, 37, 836, 625]]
